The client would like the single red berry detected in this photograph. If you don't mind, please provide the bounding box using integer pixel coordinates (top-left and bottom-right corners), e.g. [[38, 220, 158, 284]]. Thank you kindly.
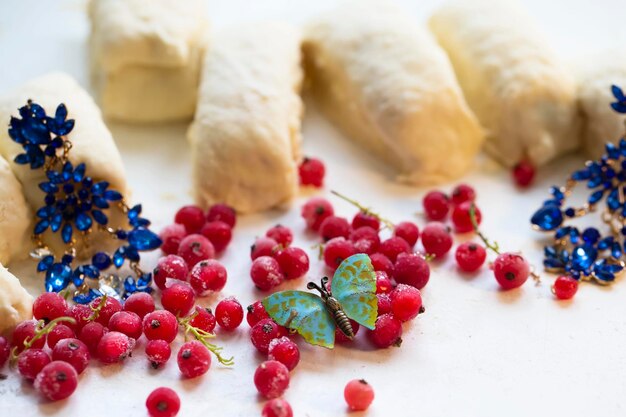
[[154, 255, 189, 290], [89, 296, 122, 327], [79, 321, 107, 354], [423, 191, 450, 221], [177, 340, 211, 378], [254, 360, 290, 399], [455, 242, 487, 272], [553, 276, 578, 300], [251, 237, 280, 260], [189, 260, 228, 295], [206, 203, 237, 228], [32, 292, 68, 323], [262, 398, 293, 417], [266, 224, 293, 247], [301, 197, 334, 231], [51, 338, 90, 374], [97, 331, 135, 364], [376, 293, 392, 315], [513, 160, 535, 187], [375, 271, 393, 294], [146, 387, 180, 417], [108, 311, 143, 340], [0, 336, 11, 368], [12, 320, 45, 352], [268, 337, 300, 371], [323, 237, 356, 270], [159, 224, 187, 255], [143, 310, 179, 343], [275, 247, 309, 280], [246, 301, 270, 327], [394, 221, 419, 247], [251, 256, 285, 291], [351, 211, 380, 231], [161, 283, 196, 317], [174, 205, 206, 233], [344, 379, 375, 411], [177, 234, 215, 266], [200, 221, 232, 252], [393, 253, 430, 289], [250, 319, 288, 354], [452, 201, 482, 233], [390, 284, 423, 322], [34, 361, 78, 401], [146, 340, 172, 369], [353, 238, 378, 255], [68, 304, 92, 332], [350, 226, 380, 247], [319, 215, 351, 241], [379, 237, 411, 263], [369, 253, 394, 277], [493, 252, 530, 290], [335, 319, 360, 344], [124, 292, 155, 319], [215, 297, 244, 331], [47, 324, 75, 349], [189, 306, 216, 334], [451, 183, 476, 206], [369, 314, 402, 348], [298, 157, 325, 187], [421, 222, 453, 258], [17, 348, 51, 380]]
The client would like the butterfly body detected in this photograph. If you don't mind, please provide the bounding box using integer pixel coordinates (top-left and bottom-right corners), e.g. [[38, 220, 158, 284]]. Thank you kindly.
[[306, 278, 355, 339]]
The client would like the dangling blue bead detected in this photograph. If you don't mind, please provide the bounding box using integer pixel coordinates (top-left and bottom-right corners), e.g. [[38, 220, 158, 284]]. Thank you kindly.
[[45, 263, 72, 292], [571, 244, 598, 271], [531, 205, 563, 231], [128, 227, 162, 251]]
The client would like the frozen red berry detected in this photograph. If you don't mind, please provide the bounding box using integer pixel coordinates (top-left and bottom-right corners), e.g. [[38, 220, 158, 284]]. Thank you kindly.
[[390, 284, 423, 322], [79, 321, 107, 354], [146, 339, 172, 369], [177, 340, 211, 378], [351, 211, 380, 231], [452, 201, 481, 233], [262, 398, 293, 417], [97, 331, 135, 364], [335, 319, 360, 343], [553, 276, 578, 300], [394, 221, 419, 247], [215, 297, 244, 331], [369, 253, 394, 277], [421, 222, 453, 258], [174, 205, 205, 233], [90, 296, 122, 327], [12, 320, 45, 352], [177, 234, 215, 266], [0, 336, 8, 368], [268, 337, 300, 371], [379, 237, 411, 263], [250, 319, 288, 354], [159, 224, 187, 255], [146, 387, 180, 417], [247, 301, 270, 327], [254, 360, 290, 399], [47, 324, 75, 349], [301, 197, 334, 231], [376, 293, 392, 315], [323, 237, 356, 270], [161, 283, 196, 316], [350, 226, 380, 251], [451, 184, 476, 206], [375, 271, 393, 294], [493, 252, 530, 290], [369, 314, 402, 348], [206, 203, 237, 228], [393, 253, 430, 289], [251, 237, 280, 260], [455, 242, 487, 272], [275, 247, 309, 280], [251, 256, 285, 291], [513, 160, 535, 187], [423, 191, 450, 221], [32, 292, 68, 323], [298, 157, 325, 187], [124, 292, 155, 319], [200, 221, 232, 252], [108, 311, 143, 340], [266, 224, 293, 247], [143, 310, 179, 343], [34, 361, 78, 401], [51, 338, 90, 374], [189, 260, 228, 295], [344, 379, 375, 411], [17, 348, 51, 380], [68, 304, 92, 332], [319, 215, 351, 241], [189, 306, 216, 334]]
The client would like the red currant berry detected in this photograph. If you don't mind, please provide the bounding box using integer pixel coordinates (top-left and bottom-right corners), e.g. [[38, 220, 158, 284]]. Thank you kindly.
[[375, 271, 393, 294], [323, 237, 356, 270], [266, 224, 293, 247], [32, 292, 68, 323], [174, 205, 206, 233], [451, 201, 481, 233], [275, 247, 309, 280], [379, 237, 411, 263], [189, 260, 228, 295], [421, 222, 453, 258], [79, 321, 107, 354], [344, 379, 375, 411], [298, 157, 325, 187], [423, 191, 450, 221], [394, 221, 419, 247], [553, 276, 578, 300], [51, 338, 90, 374], [350, 226, 380, 250], [161, 283, 196, 317], [108, 311, 143, 340], [513, 160, 535, 187], [351, 211, 380, 231], [143, 310, 179, 343], [159, 224, 187, 255], [97, 331, 135, 364], [47, 324, 75, 349], [177, 234, 215, 266], [206, 203, 237, 228], [146, 387, 180, 417], [90, 296, 122, 327], [254, 360, 290, 399], [393, 252, 430, 289], [390, 284, 423, 322], [353, 238, 377, 255], [189, 306, 216, 333], [34, 361, 78, 401], [262, 398, 293, 417], [124, 292, 155, 319], [200, 221, 232, 252], [301, 197, 334, 231], [12, 320, 45, 352], [69, 304, 92, 332], [247, 301, 270, 327], [215, 297, 244, 331], [146, 340, 172, 369], [319, 215, 351, 241], [177, 340, 211, 378], [335, 320, 360, 343], [0, 336, 10, 368], [250, 319, 288, 354], [455, 242, 487, 272], [376, 293, 392, 315], [17, 348, 51, 380], [369, 313, 402, 348], [251, 237, 280, 260], [369, 253, 394, 277], [451, 183, 476, 206], [268, 336, 300, 371], [493, 252, 530, 290], [251, 256, 285, 291]]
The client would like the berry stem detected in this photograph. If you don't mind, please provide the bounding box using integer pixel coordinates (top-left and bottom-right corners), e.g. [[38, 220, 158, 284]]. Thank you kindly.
[[469, 203, 500, 255], [178, 315, 234, 366], [10, 316, 76, 363], [88, 293, 108, 321], [330, 190, 395, 230]]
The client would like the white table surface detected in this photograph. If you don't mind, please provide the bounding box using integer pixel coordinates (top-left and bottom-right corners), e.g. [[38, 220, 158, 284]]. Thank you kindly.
[[1, 1, 626, 416]]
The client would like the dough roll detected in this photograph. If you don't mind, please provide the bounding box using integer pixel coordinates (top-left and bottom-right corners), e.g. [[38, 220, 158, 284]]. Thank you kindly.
[[429, 0, 579, 167], [189, 22, 303, 213], [0, 265, 33, 334], [303, 1, 483, 185], [0, 156, 31, 265]]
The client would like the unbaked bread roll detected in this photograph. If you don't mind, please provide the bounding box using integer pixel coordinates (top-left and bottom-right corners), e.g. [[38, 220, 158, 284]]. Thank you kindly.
[[303, 1, 483, 184], [576, 50, 626, 159], [429, 0, 579, 167], [0, 265, 33, 334], [0, 157, 31, 265], [89, 0, 209, 122], [188, 22, 303, 213]]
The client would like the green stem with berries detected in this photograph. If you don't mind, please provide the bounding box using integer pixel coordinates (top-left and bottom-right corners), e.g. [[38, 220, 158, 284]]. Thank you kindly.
[[330, 190, 395, 230], [469, 203, 500, 255], [10, 316, 77, 363], [178, 314, 234, 366], [88, 293, 108, 321]]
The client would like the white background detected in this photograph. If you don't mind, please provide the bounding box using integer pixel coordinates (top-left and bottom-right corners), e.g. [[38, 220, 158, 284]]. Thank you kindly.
[[1, 0, 626, 416]]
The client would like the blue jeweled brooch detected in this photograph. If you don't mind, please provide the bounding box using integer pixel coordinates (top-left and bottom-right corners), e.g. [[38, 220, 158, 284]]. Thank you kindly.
[[530, 85, 626, 285], [8, 100, 161, 303]]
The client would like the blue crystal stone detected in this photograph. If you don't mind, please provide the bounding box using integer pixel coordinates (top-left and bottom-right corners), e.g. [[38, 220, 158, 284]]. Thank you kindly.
[[82, 177, 93, 188], [39, 182, 58, 194], [36, 206, 53, 218], [531, 205, 563, 231], [137, 273, 152, 287], [582, 228, 600, 244], [611, 241, 622, 259], [544, 258, 564, 269], [564, 207, 575, 217], [73, 289, 101, 305], [116, 229, 128, 240], [93, 196, 109, 209], [75, 212, 92, 231], [92, 181, 109, 194], [550, 186, 565, 201], [593, 260, 623, 282], [588, 189, 605, 205], [45, 263, 72, 292], [113, 248, 125, 268], [606, 142, 620, 159], [63, 183, 74, 194], [34, 220, 49, 235], [37, 255, 54, 272], [104, 190, 123, 201], [61, 254, 73, 265], [554, 227, 570, 240], [92, 252, 111, 270], [620, 138, 626, 156], [128, 204, 141, 220], [128, 227, 162, 251], [92, 210, 108, 225], [598, 236, 614, 250], [607, 189, 620, 210], [544, 246, 557, 258], [51, 212, 62, 232], [47, 170, 63, 184], [131, 217, 150, 227], [571, 244, 598, 271], [62, 223, 73, 243], [125, 246, 140, 262], [124, 276, 137, 293], [73, 163, 86, 182], [588, 175, 602, 188], [569, 228, 580, 244], [62, 162, 74, 181], [571, 168, 591, 181]]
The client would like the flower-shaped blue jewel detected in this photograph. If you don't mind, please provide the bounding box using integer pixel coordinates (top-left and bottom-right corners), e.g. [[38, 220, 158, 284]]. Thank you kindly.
[[611, 85, 626, 114]]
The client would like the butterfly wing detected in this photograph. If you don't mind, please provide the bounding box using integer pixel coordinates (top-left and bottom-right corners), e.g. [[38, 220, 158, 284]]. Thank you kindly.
[[331, 254, 378, 330], [262, 290, 336, 349]]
